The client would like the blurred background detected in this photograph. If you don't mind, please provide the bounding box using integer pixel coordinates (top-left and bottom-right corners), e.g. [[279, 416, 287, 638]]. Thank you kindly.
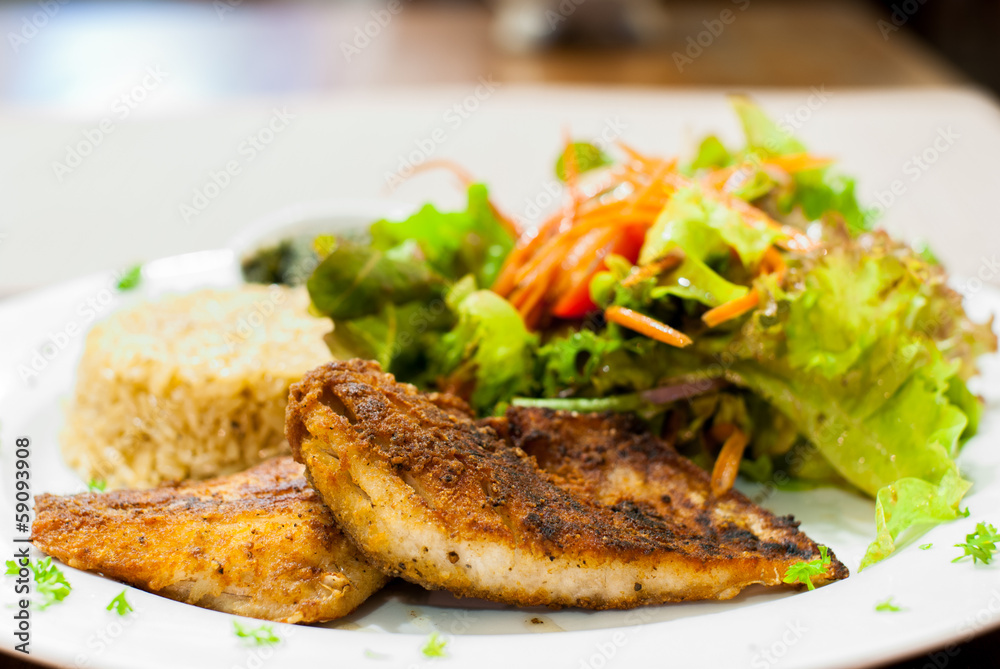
[[0, 0, 996, 110], [2, 0, 999, 297]]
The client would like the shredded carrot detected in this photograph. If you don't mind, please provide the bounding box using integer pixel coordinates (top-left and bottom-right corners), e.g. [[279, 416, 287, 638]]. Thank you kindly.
[[625, 160, 676, 214], [709, 422, 736, 442], [701, 166, 737, 191], [551, 227, 619, 296], [710, 426, 749, 496], [702, 245, 788, 328], [512, 278, 550, 324], [605, 306, 692, 348], [492, 138, 818, 330], [396, 159, 521, 239], [714, 191, 817, 252], [489, 203, 522, 240], [669, 168, 818, 253], [493, 210, 566, 296], [761, 246, 787, 282], [405, 159, 475, 187], [621, 251, 683, 287], [616, 141, 659, 168], [702, 290, 760, 328], [512, 245, 565, 295]]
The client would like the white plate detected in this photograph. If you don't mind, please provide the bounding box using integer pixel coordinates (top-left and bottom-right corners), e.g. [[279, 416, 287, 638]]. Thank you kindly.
[[2, 201, 1000, 669]]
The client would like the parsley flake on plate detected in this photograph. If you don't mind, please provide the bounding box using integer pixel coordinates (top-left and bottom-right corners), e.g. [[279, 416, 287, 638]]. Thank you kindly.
[[953, 522, 1000, 565], [782, 545, 831, 591], [87, 478, 107, 492], [233, 620, 280, 646], [107, 590, 133, 615], [116, 264, 143, 291], [4, 557, 72, 609], [421, 631, 448, 658], [875, 597, 903, 612]]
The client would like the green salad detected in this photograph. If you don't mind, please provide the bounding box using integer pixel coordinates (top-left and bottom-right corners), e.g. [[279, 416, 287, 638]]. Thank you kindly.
[[303, 97, 997, 568]]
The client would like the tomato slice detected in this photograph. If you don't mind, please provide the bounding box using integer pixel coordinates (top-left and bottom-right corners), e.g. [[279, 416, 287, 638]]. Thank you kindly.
[[551, 226, 646, 319]]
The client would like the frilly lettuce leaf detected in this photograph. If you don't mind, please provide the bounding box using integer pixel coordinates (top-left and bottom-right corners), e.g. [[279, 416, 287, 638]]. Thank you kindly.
[[324, 301, 452, 377], [307, 239, 446, 320], [782, 170, 870, 234], [640, 186, 779, 270], [637, 187, 782, 309], [687, 135, 734, 172], [713, 228, 995, 564], [860, 469, 971, 570], [535, 329, 625, 398], [730, 94, 806, 157], [309, 186, 527, 412], [726, 96, 869, 233], [728, 344, 966, 498], [370, 184, 512, 287], [429, 277, 537, 414]]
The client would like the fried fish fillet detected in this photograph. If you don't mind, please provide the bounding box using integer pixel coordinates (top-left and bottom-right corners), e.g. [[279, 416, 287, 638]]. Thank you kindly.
[[32, 457, 388, 623], [286, 360, 847, 610]]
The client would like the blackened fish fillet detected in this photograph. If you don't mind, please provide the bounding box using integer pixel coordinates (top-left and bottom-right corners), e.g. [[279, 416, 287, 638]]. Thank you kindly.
[[32, 457, 388, 623], [286, 360, 847, 609]]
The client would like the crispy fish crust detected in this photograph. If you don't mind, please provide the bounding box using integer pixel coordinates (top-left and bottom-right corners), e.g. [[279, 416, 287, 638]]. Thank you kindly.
[[286, 360, 847, 609], [32, 457, 388, 623]]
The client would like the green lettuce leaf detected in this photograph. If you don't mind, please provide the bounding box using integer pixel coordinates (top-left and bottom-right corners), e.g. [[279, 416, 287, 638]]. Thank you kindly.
[[307, 239, 446, 320], [729, 96, 869, 233], [429, 277, 537, 414], [637, 186, 785, 310], [728, 345, 966, 498], [324, 302, 452, 376], [370, 184, 512, 287], [534, 329, 626, 398], [640, 186, 779, 270], [555, 142, 612, 182], [782, 170, 870, 233], [687, 135, 734, 172], [729, 94, 805, 157], [703, 229, 995, 565], [860, 469, 971, 570]]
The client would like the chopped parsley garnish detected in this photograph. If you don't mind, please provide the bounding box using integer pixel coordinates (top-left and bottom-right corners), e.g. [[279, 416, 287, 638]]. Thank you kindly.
[[87, 478, 107, 493], [919, 543, 933, 550], [875, 597, 902, 612], [107, 590, 133, 615], [233, 620, 280, 646], [5, 557, 72, 609], [116, 264, 143, 291], [953, 522, 1000, 565], [421, 631, 448, 658], [782, 545, 831, 591]]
